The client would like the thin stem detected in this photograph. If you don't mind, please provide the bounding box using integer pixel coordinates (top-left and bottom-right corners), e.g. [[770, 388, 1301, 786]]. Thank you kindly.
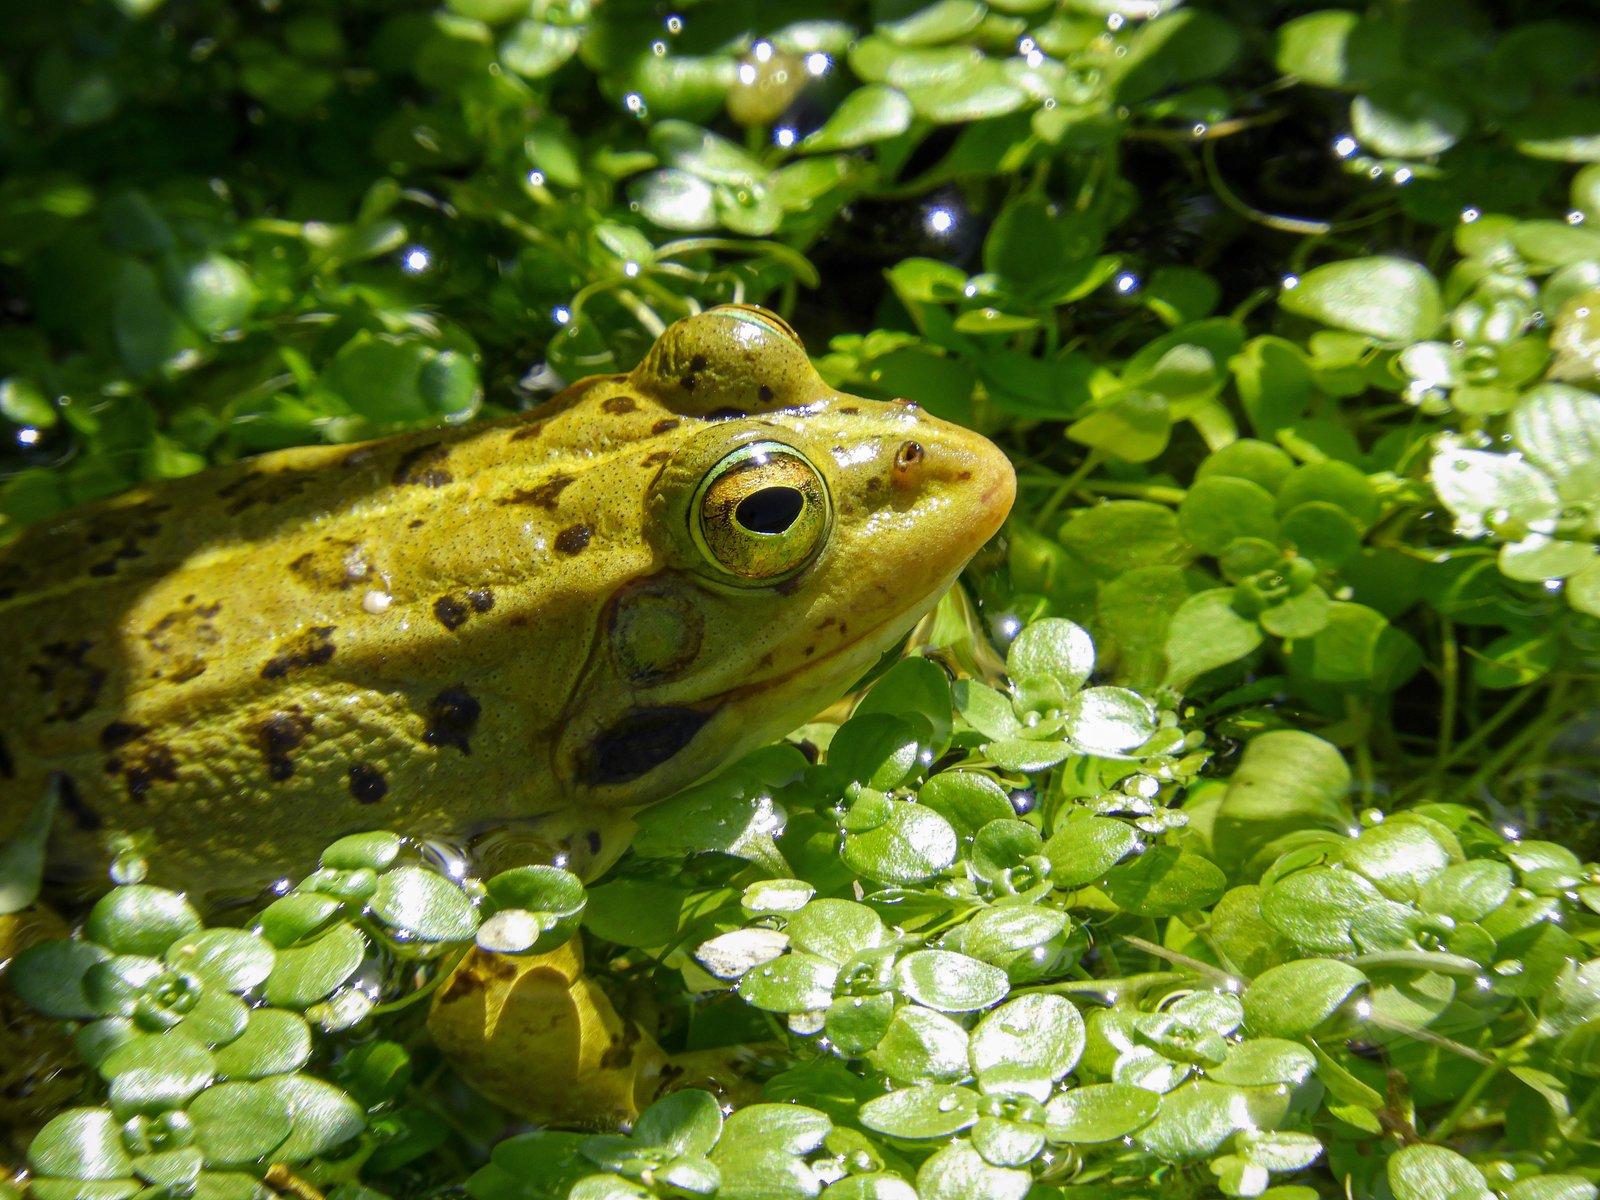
[[1429, 1060, 1503, 1140]]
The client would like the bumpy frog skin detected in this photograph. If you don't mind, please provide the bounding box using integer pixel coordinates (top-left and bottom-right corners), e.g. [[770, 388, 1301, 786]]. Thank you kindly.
[[0, 306, 1015, 900]]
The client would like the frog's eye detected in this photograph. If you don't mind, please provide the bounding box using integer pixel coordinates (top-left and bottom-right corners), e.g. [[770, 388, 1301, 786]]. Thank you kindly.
[[708, 304, 803, 348], [692, 440, 830, 583]]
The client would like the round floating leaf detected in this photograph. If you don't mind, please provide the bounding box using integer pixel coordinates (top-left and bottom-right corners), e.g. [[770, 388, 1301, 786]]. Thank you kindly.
[[1044, 812, 1142, 888], [969, 994, 1084, 1100], [1510, 383, 1600, 501], [859, 1085, 979, 1139], [1351, 82, 1467, 158], [1006, 618, 1095, 694], [804, 85, 912, 151], [1064, 686, 1157, 755], [28, 1108, 133, 1179], [1260, 867, 1382, 953], [916, 1139, 1031, 1200], [873, 1005, 971, 1084], [370, 865, 478, 943], [264, 922, 365, 1009], [738, 952, 838, 1013], [918, 771, 1016, 838], [830, 713, 926, 791], [1342, 820, 1455, 901], [827, 992, 895, 1055], [1430, 446, 1559, 538], [103, 1032, 215, 1114], [1387, 1144, 1494, 1200], [630, 1088, 724, 1158], [1179, 476, 1279, 556], [165, 929, 275, 995], [630, 170, 716, 231], [1163, 588, 1265, 690], [894, 950, 1008, 1013], [841, 802, 959, 885], [320, 832, 402, 872], [11, 939, 111, 1018], [1102, 847, 1226, 918], [262, 1075, 364, 1162], [855, 656, 953, 761], [1418, 860, 1513, 923], [788, 899, 887, 964], [85, 887, 201, 958], [189, 1080, 294, 1164], [1208, 1038, 1317, 1087], [1044, 1083, 1159, 1143], [1281, 257, 1442, 343], [1058, 500, 1191, 573], [1243, 960, 1368, 1037], [212, 1009, 311, 1080], [1134, 1080, 1249, 1159], [695, 928, 790, 981], [984, 739, 1074, 773]]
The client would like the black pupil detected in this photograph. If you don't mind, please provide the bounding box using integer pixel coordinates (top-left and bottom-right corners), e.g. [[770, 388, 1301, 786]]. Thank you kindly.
[[736, 486, 805, 534]]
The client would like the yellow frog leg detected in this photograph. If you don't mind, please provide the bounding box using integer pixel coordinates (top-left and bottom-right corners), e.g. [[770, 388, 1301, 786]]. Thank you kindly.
[[427, 937, 669, 1126]]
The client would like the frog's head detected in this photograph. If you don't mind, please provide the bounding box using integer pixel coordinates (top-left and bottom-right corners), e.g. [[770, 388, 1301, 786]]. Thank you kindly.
[[556, 306, 1015, 807]]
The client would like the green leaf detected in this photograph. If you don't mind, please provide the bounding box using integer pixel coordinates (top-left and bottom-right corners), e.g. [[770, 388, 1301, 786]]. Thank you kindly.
[[103, 1031, 215, 1113], [190, 1080, 294, 1164], [738, 952, 838, 1013], [1058, 501, 1191, 573], [803, 85, 912, 152], [263, 922, 365, 1009], [788, 899, 887, 964], [10, 939, 110, 1018], [264, 1075, 365, 1161], [969, 994, 1085, 1100], [918, 771, 1017, 838], [370, 864, 478, 942], [85, 887, 202, 958], [841, 801, 959, 884], [1180, 476, 1279, 556], [894, 949, 1009, 1013], [1163, 588, 1264, 690], [859, 1085, 979, 1139], [916, 1139, 1031, 1200], [1044, 1082, 1159, 1143], [1387, 1145, 1494, 1200], [1281, 258, 1442, 343], [1243, 960, 1367, 1037], [1067, 389, 1172, 462], [1043, 811, 1141, 888], [1007, 617, 1096, 696], [873, 1005, 971, 1084], [1102, 846, 1226, 917], [1351, 82, 1467, 158], [28, 1109, 133, 1180], [212, 1009, 312, 1079]]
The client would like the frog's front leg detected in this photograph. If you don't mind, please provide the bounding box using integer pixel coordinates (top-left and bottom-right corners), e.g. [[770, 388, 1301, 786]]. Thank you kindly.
[[427, 937, 669, 1126]]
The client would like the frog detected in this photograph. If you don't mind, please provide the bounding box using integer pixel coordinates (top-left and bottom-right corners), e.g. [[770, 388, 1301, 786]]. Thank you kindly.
[[0, 304, 1015, 1123]]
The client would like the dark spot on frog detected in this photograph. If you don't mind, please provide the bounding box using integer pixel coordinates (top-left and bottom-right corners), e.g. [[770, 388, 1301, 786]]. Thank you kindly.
[[434, 590, 494, 630], [53, 773, 102, 832], [392, 443, 452, 488], [99, 721, 148, 752], [424, 685, 482, 755], [679, 374, 697, 392], [409, 519, 425, 530], [758, 385, 774, 403], [288, 538, 368, 591], [775, 573, 805, 596], [507, 421, 546, 443], [652, 418, 681, 435], [803, 645, 815, 658], [433, 595, 469, 631], [705, 407, 747, 421], [579, 705, 714, 785], [216, 471, 313, 516], [839, 406, 860, 415], [342, 446, 379, 469], [497, 473, 574, 509], [26, 641, 107, 723], [588, 829, 602, 855], [602, 395, 638, 415], [554, 524, 592, 555], [117, 743, 179, 802], [956, 469, 972, 481], [0, 733, 12, 779], [260, 626, 336, 680], [348, 763, 388, 804], [641, 450, 671, 467], [252, 710, 314, 781], [599, 1018, 644, 1070]]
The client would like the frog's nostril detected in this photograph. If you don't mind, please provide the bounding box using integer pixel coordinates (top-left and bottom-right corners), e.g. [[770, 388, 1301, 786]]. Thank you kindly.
[[894, 441, 924, 471]]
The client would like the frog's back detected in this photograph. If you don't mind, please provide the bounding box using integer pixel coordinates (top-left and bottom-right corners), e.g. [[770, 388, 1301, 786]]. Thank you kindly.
[[0, 385, 669, 893]]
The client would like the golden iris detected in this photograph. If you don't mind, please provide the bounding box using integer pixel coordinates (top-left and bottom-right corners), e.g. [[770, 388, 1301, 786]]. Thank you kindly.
[[693, 441, 830, 582]]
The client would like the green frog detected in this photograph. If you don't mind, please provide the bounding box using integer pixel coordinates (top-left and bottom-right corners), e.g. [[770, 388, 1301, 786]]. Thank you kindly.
[[0, 304, 1015, 1122]]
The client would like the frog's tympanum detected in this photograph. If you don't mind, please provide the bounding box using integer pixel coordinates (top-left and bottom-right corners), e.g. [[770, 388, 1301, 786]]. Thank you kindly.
[[0, 305, 1015, 1124]]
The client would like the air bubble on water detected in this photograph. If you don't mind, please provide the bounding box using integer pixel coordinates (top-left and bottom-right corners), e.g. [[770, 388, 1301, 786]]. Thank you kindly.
[[110, 850, 149, 885]]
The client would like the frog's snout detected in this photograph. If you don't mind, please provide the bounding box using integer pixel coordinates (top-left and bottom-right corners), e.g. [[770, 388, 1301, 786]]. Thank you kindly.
[[888, 427, 1017, 549]]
